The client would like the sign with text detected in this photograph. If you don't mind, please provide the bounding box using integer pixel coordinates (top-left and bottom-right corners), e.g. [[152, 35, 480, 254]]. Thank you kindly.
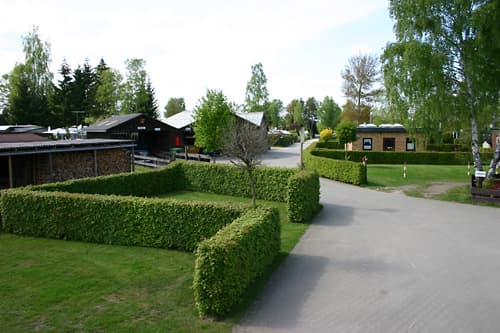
[[475, 170, 486, 178]]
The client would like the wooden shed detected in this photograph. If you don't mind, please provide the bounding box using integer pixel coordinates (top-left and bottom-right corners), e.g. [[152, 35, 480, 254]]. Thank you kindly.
[[86, 114, 175, 155]]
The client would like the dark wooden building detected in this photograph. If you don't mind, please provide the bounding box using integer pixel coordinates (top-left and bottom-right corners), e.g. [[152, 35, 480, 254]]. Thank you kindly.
[[86, 114, 176, 155], [0, 139, 135, 189]]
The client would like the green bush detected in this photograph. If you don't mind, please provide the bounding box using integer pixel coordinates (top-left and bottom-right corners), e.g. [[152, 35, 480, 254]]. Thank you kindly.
[[305, 144, 366, 185], [1, 189, 244, 252], [193, 207, 280, 317], [426, 144, 469, 152], [286, 170, 320, 223], [311, 149, 492, 165], [30, 162, 185, 197], [315, 141, 344, 149], [268, 133, 297, 147], [179, 161, 295, 202]]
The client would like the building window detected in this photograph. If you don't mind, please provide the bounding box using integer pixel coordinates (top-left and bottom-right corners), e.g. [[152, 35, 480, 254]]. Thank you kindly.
[[363, 138, 373, 151], [406, 138, 415, 151], [383, 138, 395, 151]]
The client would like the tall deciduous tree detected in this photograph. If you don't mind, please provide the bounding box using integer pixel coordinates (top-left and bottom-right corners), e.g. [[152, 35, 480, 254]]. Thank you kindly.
[[265, 99, 283, 129], [223, 120, 269, 208], [120, 58, 149, 115], [6, 27, 54, 126], [245, 62, 269, 112], [164, 97, 186, 118], [383, 0, 500, 176], [94, 67, 122, 120], [304, 97, 318, 134], [341, 53, 381, 123], [193, 89, 233, 156], [317, 96, 341, 131]]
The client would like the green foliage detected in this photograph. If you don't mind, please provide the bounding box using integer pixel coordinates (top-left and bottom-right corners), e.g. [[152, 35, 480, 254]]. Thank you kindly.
[[286, 170, 320, 223], [120, 58, 156, 117], [311, 148, 493, 165], [193, 207, 280, 317], [315, 140, 344, 149], [268, 133, 297, 147], [244, 63, 269, 112], [426, 144, 470, 152], [179, 161, 294, 202], [264, 99, 283, 128], [317, 96, 341, 131], [336, 120, 358, 145], [31, 163, 185, 196], [164, 97, 186, 118], [193, 89, 233, 152], [1, 189, 245, 252], [305, 144, 366, 185]]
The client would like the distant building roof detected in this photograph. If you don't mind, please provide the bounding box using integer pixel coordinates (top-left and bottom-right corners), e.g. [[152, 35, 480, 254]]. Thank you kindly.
[[86, 114, 143, 132], [357, 123, 407, 133], [0, 125, 46, 133], [0, 133, 49, 143], [236, 112, 264, 127], [0, 139, 135, 157], [164, 110, 195, 129]]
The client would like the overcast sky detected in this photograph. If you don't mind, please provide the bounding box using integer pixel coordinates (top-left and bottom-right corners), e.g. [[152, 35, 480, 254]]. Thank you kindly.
[[0, 0, 395, 116]]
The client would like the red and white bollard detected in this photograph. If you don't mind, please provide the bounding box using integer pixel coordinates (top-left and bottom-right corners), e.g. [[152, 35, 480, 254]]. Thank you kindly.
[[403, 161, 407, 178], [467, 160, 471, 176]]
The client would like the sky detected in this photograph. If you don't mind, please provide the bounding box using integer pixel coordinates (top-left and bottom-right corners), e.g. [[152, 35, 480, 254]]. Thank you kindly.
[[0, 0, 395, 117]]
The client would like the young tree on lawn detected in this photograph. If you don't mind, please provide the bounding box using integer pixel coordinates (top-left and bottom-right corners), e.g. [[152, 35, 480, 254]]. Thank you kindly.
[[164, 97, 186, 118], [223, 120, 269, 208], [336, 120, 357, 160], [193, 89, 233, 161], [382, 0, 500, 177], [245, 62, 269, 112], [341, 53, 382, 124]]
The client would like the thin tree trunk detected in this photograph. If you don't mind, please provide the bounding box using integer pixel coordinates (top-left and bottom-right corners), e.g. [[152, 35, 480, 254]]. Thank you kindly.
[[247, 168, 257, 208], [486, 141, 500, 179], [470, 115, 483, 171]]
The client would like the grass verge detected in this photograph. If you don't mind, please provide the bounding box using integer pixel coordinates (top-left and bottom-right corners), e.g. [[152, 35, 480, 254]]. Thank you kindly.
[[0, 191, 310, 332]]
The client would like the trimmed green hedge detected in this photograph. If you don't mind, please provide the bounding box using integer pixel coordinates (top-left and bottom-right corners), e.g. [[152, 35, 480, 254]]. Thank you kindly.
[[315, 141, 344, 149], [30, 162, 185, 197], [311, 149, 492, 165], [180, 161, 295, 203], [305, 144, 366, 185], [268, 133, 297, 147], [193, 207, 280, 317], [286, 170, 320, 223], [426, 143, 469, 152], [1, 189, 244, 252]]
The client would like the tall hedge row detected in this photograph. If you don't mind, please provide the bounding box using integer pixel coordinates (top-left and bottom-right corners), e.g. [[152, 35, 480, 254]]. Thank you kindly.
[[286, 170, 320, 223], [305, 145, 366, 185], [193, 207, 280, 317], [1, 189, 244, 252], [180, 161, 295, 202], [30, 162, 185, 197], [311, 149, 493, 165]]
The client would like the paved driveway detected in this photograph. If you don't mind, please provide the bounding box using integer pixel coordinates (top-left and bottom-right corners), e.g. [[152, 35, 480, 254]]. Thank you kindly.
[[235, 143, 500, 333]]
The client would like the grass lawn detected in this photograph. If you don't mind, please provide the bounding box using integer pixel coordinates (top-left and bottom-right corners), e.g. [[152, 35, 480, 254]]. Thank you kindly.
[[364, 164, 470, 188], [0, 192, 309, 332]]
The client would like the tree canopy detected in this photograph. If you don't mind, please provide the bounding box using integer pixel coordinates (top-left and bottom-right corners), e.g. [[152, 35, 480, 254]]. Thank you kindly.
[[193, 89, 234, 154], [164, 97, 186, 118], [382, 0, 500, 175], [245, 63, 269, 112]]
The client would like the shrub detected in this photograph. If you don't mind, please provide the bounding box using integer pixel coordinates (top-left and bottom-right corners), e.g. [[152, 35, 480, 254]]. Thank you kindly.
[[268, 133, 297, 147], [319, 128, 333, 141], [426, 144, 469, 152], [315, 141, 344, 149], [305, 144, 366, 185], [179, 161, 295, 202], [311, 149, 493, 165], [1, 189, 245, 252], [193, 207, 280, 317], [286, 170, 320, 223], [30, 162, 185, 196]]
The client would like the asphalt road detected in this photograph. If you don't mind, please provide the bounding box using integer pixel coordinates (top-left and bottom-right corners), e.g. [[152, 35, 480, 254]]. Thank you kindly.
[[235, 142, 500, 333]]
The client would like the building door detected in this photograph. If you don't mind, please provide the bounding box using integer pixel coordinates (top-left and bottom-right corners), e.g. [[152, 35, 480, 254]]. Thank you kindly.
[[383, 138, 395, 151]]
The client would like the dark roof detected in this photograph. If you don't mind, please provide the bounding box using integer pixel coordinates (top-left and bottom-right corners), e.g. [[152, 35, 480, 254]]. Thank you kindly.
[[0, 139, 135, 156], [0, 125, 46, 133], [0, 133, 49, 143], [357, 125, 407, 133], [86, 114, 143, 132]]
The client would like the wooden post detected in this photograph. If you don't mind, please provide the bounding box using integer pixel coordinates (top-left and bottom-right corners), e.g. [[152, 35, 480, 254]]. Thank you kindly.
[[131, 147, 135, 172], [48, 153, 53, 182], [94, 150, 98, 177], [8, 155, 13, 188]]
